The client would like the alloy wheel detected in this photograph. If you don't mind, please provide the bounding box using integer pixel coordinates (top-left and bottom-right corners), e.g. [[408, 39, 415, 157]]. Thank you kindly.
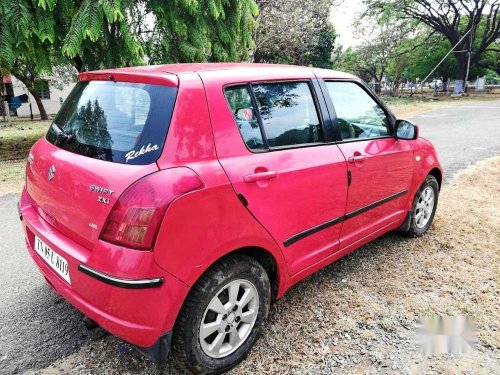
[[415, 186, 435, 229], [199, 279, 259, 358]]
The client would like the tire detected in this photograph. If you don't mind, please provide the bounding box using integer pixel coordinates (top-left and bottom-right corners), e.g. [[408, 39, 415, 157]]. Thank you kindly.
[[402, 175, 439, 237], [171, 255, 271, 374]]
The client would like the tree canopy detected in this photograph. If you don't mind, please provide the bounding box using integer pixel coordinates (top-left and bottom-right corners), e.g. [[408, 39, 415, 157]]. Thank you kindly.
[[0, 0, 259, 118], [252, 0, 337, 68], [0, 0, 259, 73], [364, 0, 500, 92]]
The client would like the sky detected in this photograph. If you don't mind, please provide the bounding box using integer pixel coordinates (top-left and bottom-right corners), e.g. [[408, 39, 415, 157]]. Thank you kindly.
[[329, 0, 365, 48]]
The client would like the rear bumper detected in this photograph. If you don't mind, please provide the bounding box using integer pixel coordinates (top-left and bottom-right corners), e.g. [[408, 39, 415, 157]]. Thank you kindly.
[[78, 264, 164, 289], [19, 188, 190, 351]]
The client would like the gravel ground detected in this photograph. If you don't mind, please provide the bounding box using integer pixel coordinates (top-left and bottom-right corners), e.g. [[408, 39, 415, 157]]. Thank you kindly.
[[25, 157, 500, 374]]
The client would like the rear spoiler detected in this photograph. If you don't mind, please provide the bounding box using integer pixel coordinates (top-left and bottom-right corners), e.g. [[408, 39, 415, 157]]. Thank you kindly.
[[78, 71, 178, 87]]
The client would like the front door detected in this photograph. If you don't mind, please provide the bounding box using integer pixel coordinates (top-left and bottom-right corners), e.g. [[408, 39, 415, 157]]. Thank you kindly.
[[203, 76, 348, 275], [323, 81, 414, 248]]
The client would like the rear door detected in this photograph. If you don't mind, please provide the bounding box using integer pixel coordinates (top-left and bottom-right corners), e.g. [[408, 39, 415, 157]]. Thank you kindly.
[[202, 72, 348, 275], [322, 80, 413, 248]]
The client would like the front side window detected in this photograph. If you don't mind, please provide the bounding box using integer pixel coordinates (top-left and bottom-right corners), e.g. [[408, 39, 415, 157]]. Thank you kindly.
[[224, 81, 323, 151], [325, 81, 390, 141]]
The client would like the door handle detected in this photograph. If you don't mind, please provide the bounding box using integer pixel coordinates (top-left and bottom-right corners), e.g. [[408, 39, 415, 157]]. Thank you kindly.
[[348, 155, 366, 163], [244, 171, 278, 183]]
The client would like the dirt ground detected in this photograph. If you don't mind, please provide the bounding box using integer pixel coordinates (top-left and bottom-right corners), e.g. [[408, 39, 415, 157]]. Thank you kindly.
[[25, 157, 499, 374]]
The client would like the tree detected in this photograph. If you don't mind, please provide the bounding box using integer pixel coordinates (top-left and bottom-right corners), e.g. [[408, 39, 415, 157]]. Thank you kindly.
[[1, 1, 259, 73], [1, 1, 259, 118], [56, 0, 258, 69], [396, 33, 486, 90], [59, 0, 144, 72], [252, 0, 337, 68], [477, 41, 500, 73], [399, 34, 459, 84], [0, 0, 59, 119], [364, 0, 500, 93], [146, 0, 258, 64], [333, 18, 416, 94], [334, 45, 389, 84]]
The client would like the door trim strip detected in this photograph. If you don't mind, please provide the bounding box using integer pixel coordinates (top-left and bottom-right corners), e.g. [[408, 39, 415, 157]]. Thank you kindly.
[[283, 216, 345, 247], [345, 190, 408, 219], [283, 189, 408, 247]]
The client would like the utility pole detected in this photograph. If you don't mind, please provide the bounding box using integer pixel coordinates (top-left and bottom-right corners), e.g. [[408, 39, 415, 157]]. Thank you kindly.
[[464, 12, 475, 93]]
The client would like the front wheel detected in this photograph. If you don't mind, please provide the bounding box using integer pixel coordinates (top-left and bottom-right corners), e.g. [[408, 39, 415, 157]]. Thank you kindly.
[[402, 175, 439, 237], [172, 255, 271, 374]]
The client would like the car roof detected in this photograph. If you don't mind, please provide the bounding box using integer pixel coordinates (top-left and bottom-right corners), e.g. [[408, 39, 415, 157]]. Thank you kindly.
[[81, 63, 357, 81]]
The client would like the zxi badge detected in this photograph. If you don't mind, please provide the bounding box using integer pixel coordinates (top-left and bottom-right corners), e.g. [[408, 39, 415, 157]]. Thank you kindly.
[[48, 165, 56, 181]]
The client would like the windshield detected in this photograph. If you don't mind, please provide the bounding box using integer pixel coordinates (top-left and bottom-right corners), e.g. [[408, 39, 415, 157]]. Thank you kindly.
[[46, 81, 177, 165]]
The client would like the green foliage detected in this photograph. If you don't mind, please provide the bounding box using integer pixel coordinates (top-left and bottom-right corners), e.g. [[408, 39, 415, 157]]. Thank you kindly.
[[0, 1, 52, 71], [146, 0, 258, 63], [479, 42, 500, 75], [363, 0, 500, 85], [0, 1, 54, 84], [397, 36, 457, 81], [333, 17, 415, 85], [1, 0, 259, 74]]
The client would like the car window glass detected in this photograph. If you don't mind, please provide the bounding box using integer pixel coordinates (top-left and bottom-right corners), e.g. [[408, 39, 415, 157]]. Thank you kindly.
[[224, 86, 265, 150], [253, 82, 323, 147], [46, 81, 177, 164], [325, 82, 389, 140]]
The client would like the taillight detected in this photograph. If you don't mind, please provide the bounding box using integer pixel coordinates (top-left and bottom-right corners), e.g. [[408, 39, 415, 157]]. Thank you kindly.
[[100, 168, 203, 250]]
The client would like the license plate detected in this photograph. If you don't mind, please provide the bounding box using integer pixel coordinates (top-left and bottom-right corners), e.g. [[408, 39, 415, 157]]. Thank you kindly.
[[34, 236, 71, 284]]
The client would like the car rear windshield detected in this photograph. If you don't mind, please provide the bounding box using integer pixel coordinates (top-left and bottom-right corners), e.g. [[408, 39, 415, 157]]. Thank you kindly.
[[46, 80, 177, 165]]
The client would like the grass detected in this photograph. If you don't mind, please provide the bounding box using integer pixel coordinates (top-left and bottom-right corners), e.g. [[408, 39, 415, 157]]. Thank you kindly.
[[0, 120, 50, 161], [384, 95, 499, 119], [0, 160, 26, 195], [29, 157, 500, 374]]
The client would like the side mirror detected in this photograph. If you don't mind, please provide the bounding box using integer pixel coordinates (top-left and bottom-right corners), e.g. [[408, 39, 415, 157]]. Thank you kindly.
[[395, 119, 419, 140]]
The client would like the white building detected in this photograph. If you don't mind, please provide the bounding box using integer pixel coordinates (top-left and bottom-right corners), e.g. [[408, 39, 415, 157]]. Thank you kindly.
[[6, 75, 76, 118]]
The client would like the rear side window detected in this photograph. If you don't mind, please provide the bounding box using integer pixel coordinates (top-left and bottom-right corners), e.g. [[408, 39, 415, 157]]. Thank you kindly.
[[325, 81, 389, 140], [224, 86, 266, 150], [47, 81, 177, 165], [224, 81, 323, 151]]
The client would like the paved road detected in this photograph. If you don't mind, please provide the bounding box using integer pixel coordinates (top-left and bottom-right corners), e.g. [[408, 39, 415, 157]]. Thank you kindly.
[[0, 100, 499, 374], [411, 100, 500, 181]]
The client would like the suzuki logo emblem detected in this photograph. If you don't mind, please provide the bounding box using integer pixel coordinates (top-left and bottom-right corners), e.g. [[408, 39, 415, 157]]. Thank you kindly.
[[48, 165, 56, 181]]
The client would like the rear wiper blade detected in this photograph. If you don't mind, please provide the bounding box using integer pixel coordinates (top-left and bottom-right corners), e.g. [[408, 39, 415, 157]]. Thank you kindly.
[[51, 123, 75, 143]]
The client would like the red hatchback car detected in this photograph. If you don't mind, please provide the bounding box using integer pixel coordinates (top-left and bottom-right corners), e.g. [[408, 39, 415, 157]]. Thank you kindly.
[[20, 63, 442, 374]]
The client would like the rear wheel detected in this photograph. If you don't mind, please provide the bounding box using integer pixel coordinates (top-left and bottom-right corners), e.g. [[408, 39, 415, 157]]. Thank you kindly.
[[172, 255, 271, 374], [402, 175, 439, 237]]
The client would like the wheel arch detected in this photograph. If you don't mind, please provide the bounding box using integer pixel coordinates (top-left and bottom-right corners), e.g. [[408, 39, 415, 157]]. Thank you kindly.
[[228, 247, 280, 303], [186, 246, 282, 304], [429, 167, 442, 189]]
